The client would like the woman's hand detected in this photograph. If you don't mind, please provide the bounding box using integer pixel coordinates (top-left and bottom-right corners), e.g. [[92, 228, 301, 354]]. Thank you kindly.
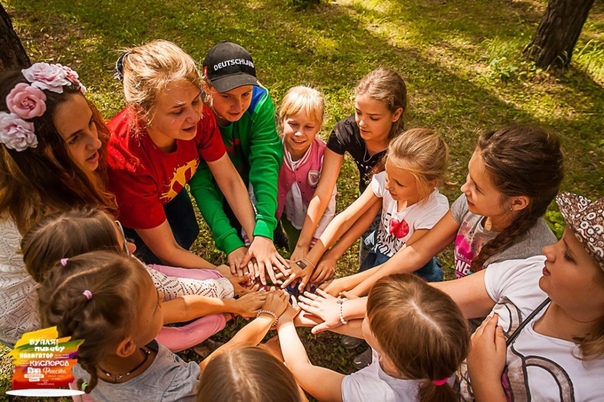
[[233, 292, 268, 319], [261, 290, 290, 319], [227, 247, 249, 276], [467, 314, 507, 386], [297, 289, 343, 334], [243, 236, 289, 285]]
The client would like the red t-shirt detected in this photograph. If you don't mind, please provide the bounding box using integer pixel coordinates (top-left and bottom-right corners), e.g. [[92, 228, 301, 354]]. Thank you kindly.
[[106, 106, 225, 229]]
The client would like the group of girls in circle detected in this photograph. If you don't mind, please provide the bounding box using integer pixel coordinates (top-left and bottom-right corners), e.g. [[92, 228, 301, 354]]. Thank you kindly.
[[0, 34, 602, 402]]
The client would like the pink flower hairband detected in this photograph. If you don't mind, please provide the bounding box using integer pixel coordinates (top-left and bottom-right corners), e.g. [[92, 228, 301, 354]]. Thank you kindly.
[[0, 62, 86, 152]]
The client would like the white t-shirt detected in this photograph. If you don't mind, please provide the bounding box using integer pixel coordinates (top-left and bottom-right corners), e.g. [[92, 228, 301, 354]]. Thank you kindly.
[[371, 173, 449, 257], [456, 256, 604, 401], [341, 349, 420, 402]]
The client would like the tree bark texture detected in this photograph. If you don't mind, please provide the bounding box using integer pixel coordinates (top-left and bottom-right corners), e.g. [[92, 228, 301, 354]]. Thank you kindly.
[[524, 0, 594, 69], [0, 4, 30, 72]]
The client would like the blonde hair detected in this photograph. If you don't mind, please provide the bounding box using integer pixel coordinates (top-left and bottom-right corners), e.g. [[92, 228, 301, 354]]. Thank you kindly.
[[367, 274, 470, 402], [355, 68, 407, 139], [385, 128, 449, 202], [278, 86, 324, 128], [121, 40, 201, 120]]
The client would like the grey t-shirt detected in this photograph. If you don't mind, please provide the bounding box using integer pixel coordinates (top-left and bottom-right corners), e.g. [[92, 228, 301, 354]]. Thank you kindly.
[[73, 340, 200, 401], [450, 194, 555, 278]]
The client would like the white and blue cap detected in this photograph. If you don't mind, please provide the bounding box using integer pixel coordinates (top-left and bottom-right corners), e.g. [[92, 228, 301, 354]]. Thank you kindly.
[[203, 42, 258, 93]]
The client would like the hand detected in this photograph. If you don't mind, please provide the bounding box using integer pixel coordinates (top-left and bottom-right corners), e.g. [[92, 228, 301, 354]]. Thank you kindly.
[[310, 256, 336, 284], [276, 297, 301, 329], [227, 247, 250, 277], [261, 290, 290, 319], [233, 292, 268, 319], [340, 291, 359, 300], [293, 309, 323, 328], [281, 259, 313, 293], [467, 314, 507, 385], [320, 277, 348, 297], [222, 269, 253, 297], [289, 245, 308, 263], [297, 289, 343, 334], [243, 236, 289, 285]]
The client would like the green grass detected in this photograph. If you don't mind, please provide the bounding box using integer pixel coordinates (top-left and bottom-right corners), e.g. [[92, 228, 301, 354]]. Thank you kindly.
[[1, 0, 603, 399]]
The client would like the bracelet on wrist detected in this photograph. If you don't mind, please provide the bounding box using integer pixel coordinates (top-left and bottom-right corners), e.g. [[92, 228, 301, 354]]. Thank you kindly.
[[256, 309, 279, 327], [336, 298, 348, 325], [302, 257, 316, 270]]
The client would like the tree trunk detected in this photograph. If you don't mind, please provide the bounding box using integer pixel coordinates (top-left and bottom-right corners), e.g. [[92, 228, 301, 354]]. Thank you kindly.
[[524, 0, 594, 69], [0, 4, 30, 72]]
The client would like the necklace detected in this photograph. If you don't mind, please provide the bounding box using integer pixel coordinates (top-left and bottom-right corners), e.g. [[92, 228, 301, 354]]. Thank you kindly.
[[98, 348, 151, 381]]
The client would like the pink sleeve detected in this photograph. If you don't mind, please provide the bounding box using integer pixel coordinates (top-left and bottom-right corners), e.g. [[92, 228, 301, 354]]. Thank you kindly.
[[156, 314, 227, 353]]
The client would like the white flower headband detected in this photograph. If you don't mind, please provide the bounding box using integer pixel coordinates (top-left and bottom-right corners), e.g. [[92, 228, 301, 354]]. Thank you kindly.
[[0, 63, 86, 152]]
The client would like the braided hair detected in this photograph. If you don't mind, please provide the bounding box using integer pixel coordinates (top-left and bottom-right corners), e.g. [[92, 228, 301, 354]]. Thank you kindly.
[[470, 125, 564, 272]]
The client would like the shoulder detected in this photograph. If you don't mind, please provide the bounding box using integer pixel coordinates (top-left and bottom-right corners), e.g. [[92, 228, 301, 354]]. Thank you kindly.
[[152, 343, 200, 399], [488, 219, 556, 265], [107, 107, 136, 137], [327, 115, 359, 153], [107, 108, 145, 171], [423, 189, 450, 210], [333, 115, 358, 137], [484, 255, 546, 309], [248, 85, 273, 116], [342, 353, 418, 402]]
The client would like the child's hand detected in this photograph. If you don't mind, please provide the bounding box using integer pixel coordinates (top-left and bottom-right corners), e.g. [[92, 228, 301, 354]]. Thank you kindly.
[[281, 259, 313, 293], [289, 246, 308, 263], [320, 277, 348, 297], [234, 292, 268, 319], [310, 255, 336, 284], [298, 289, 344, 334], [223, 270, 254, 297], [277, 297, 301, 329], [261, 290, 290, 319]]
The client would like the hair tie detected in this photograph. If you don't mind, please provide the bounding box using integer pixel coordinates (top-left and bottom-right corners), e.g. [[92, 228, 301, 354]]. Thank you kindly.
[[432, 378, 448, 386], [114, 51, 130, 81], [60, 258, 68, 266], [82, 290, 93, 300]]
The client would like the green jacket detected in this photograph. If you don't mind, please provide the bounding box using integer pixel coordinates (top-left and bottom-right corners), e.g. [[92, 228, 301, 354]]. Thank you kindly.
[[190, 86, 283, 255]]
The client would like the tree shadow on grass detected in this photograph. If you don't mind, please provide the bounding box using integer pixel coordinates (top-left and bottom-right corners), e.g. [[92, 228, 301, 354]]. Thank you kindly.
[[3, 0, 603, 387]]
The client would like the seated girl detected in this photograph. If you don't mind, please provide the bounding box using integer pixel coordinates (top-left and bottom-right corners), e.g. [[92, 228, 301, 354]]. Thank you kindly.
[[21, 208, 266, 352], [37, 251, 290, 401], [285, 128, 450, 291], [323, 125, 563, 298], [276, 273, 470, 402]]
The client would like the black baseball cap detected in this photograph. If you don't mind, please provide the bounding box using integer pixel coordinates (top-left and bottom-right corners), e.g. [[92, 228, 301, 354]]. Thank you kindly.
[[203, 42, 259, 93]]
